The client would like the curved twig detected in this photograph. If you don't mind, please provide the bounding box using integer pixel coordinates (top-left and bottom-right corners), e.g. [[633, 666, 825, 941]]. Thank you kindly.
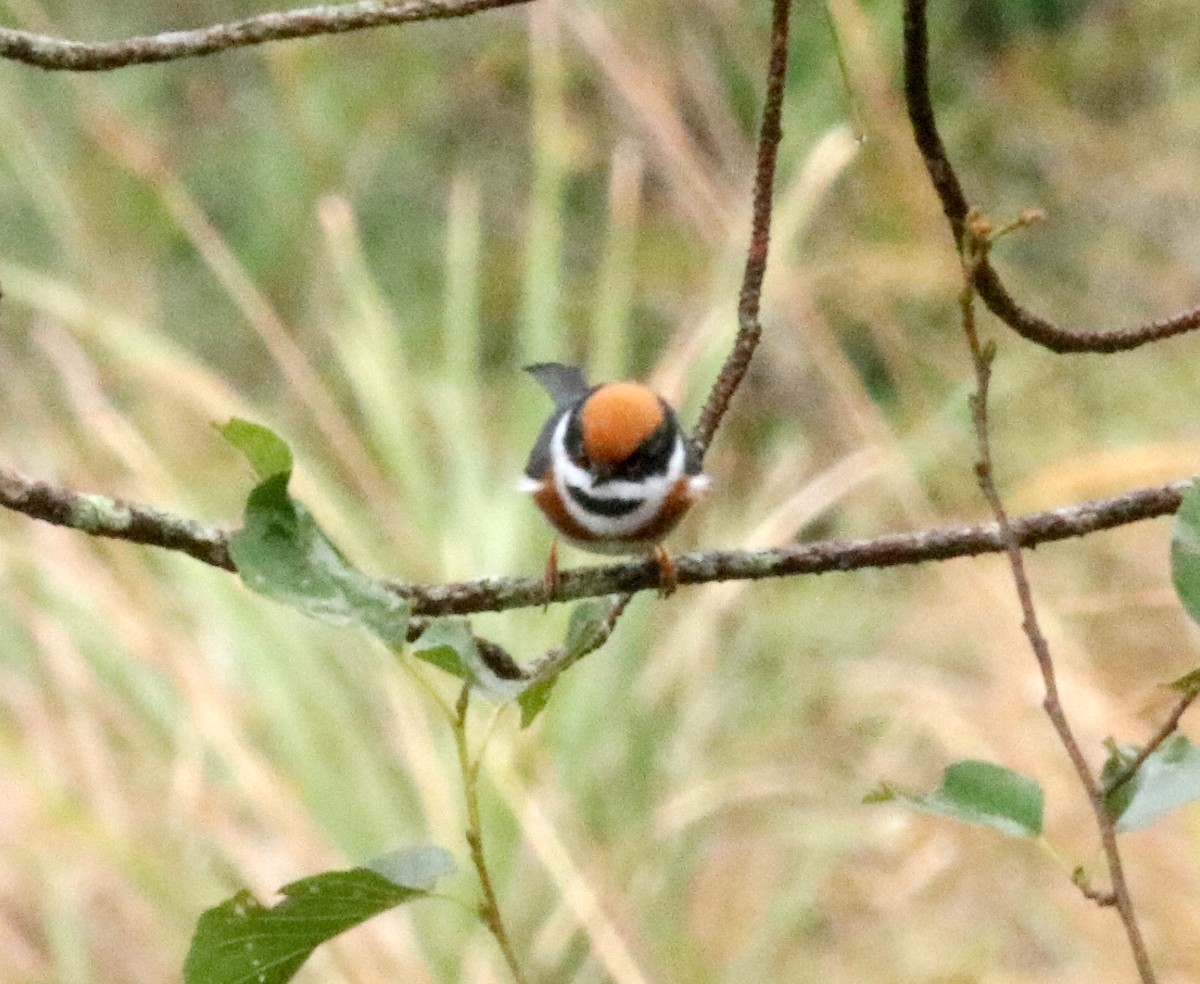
[[690, 0, 792, 460], [1, 465, 1189, 617], [0, 0, 531, 72], [957, 226, 1155, 981], [902, 0, 1200, 354]]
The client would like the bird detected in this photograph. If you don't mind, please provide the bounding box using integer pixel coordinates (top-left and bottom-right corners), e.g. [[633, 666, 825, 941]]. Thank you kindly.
[[519, 362, 709, 598]]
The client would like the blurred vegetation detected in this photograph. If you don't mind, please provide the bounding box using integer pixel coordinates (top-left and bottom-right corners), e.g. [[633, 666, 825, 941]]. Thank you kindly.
[[1, 0, 1199, 981]]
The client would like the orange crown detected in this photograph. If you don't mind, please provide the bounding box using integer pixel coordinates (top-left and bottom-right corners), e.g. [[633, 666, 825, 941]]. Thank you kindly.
[[578, 383, 665, 465]]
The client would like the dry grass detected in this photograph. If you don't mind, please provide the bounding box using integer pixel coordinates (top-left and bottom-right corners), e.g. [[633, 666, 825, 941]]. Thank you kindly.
[[1, 0, 1199, 981]]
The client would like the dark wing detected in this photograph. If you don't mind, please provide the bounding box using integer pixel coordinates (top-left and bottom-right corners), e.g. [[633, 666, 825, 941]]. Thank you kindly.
[[683, 434, 704, 475], [524, 408, 565, 479], [524, 362, 591, 408]]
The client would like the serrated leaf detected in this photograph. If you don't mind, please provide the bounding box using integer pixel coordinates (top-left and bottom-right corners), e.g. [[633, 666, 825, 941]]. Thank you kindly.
[[230, 473, 410, 645], [1103, 735, 1200, 832], [184, 854, 451, 984], [869, 760, 1044, 837], [219, 418, 294, 480], [1170, 480, 1200, 626], [412, 620, 525, 700]]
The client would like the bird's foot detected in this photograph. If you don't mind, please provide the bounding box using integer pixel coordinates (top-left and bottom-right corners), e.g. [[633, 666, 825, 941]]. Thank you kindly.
[[653, 544, 677, 598], [542, 539, 561, 606]]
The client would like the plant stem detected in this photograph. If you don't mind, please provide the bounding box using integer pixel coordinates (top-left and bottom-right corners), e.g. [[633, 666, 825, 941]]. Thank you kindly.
[[453, 686, 531, 984], [1105, 687, 1200, 795], [691, 0, 792, 460], [958, 220, 1156, 984]]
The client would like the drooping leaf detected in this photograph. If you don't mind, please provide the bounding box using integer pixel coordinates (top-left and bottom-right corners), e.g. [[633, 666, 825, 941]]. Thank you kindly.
[[229, 473, 410, 645], [867, 759, 1044, 837], [412, 620, 525, 700], [184, 847, 454, 984], [516, 675, 557, 728], [562, 597, 613, 657], [1103, 735, 1200, 832], [411, 620, 471, 681], [1170, 480, 1200, 626], [517, 598, 616, 728], [218, 418, 294, 480]]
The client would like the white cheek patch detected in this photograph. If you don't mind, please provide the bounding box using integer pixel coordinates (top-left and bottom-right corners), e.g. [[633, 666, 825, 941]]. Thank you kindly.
[[549, 415, 687, 539]]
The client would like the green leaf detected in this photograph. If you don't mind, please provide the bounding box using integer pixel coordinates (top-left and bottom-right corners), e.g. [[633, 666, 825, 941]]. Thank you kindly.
[[517, 675, 556, 728], [411, 621, 471, 681], [868, 760, 1044, 837], [184, 849, 454, 984], [1103, 735, 1200, 832], [1100, 740, 1139, 824], [1167, 666, 1200, 696], [516, 599, 615, 728], [230, 473, 410, 645], [219, 418, 294, 480], [412, 620, 525, 700], [1170, 480, 1200, 626], [562, 598, 613, 657]]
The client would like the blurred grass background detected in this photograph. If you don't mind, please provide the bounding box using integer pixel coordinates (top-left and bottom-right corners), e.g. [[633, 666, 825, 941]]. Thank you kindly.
[[1, 0, 1199, 981]]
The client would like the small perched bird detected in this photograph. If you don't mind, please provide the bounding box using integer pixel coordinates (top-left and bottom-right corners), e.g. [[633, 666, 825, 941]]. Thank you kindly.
[[520, 362, 709, 597]]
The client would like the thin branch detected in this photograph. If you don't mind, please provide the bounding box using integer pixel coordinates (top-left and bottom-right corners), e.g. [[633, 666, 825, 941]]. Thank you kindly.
[[690, 0, 792, 460], [0, 467, 235, 570], [958, 218, 1156, 984], [0, 465, 1190, 617], [453, 687, 530, 984], [1105, 686, 1200, 796], [1073, 868, 1117, 908], [902, 0, 1200, 355], [524, 593, 631, 682], [0, 0, 531, 72]]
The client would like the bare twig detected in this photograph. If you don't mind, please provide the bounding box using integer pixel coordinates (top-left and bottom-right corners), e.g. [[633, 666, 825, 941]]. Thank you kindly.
[[1073, 868, 1117, 908], [0, 0, 531, 72], [0, 466, 235, 570], [691, 0, 792, 460], [902, 0, 1200, 354], [958, 219, 1156, 984], [0, 464, 1190, 617]]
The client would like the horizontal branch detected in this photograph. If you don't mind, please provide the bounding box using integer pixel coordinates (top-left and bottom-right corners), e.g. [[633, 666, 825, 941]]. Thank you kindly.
[[0, 0, 531, 72], [0, 467, 235, 569], [400, 481, 1191, 614], [1, 465, 1190, 617]]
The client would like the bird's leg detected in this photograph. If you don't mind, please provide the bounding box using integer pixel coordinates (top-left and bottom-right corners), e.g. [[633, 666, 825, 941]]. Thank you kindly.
[[542, 538, 561, 604], [653, 544, 677, 598]]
